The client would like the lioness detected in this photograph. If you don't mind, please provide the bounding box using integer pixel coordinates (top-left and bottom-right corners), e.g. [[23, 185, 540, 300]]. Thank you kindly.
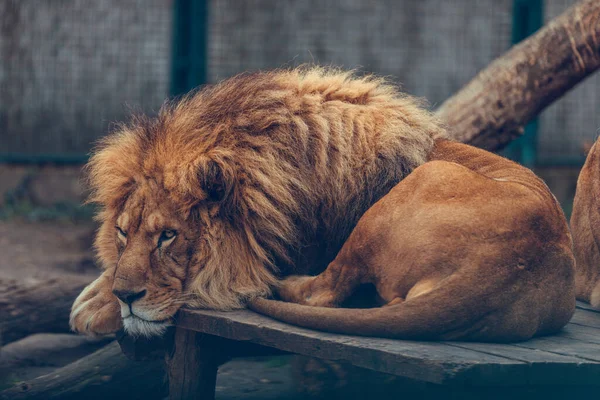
[[70, 67, 575, 341], [250, 140, 575, 341], [571, 137, 600, 308]]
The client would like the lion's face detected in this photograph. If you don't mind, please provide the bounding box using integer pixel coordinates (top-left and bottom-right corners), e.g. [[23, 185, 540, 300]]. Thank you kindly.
[[108, 180, 201, 337], [92, 149, 280, 338]]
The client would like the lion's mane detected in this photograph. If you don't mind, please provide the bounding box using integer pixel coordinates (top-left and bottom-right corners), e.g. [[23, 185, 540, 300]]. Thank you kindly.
[[87, 67, 445, 310]]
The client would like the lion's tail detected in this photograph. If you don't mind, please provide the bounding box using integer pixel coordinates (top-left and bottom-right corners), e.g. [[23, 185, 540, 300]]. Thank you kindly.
[[248, 275, 516, 341]]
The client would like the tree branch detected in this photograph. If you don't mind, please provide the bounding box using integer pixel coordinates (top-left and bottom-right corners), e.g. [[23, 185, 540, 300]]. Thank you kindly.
[[437, 0, 600, 151]]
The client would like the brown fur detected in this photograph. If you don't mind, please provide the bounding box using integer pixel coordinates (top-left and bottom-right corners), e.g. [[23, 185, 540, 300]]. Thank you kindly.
[[70, 66, 574, 341], [249, 140, 576, 341], [70, 67, 444, 336], [571, 137, 600, 307]]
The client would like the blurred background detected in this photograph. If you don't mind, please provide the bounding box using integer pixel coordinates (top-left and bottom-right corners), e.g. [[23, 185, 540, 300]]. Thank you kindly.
[[0, 0, 598, 397], [1, 0, 599, 222]]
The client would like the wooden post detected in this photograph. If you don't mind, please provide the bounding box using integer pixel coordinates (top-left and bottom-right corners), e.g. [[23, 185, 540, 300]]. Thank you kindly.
[[170, 0, 208, 97], [165, 328, 221, 400], [502, 0, 543, 167]]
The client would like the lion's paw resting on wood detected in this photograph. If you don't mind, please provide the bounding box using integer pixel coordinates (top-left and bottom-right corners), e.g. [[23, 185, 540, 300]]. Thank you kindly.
[[571, 137, 600, 309], [70, 67, 575, 341], [70, 267, 123, 335]]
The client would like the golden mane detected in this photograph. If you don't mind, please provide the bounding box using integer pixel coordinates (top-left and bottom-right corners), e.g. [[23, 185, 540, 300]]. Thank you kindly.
[[86, 66, 445, 310]]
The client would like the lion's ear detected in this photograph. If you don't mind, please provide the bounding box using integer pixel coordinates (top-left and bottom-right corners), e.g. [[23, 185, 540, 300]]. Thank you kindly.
[[197, 158, 233, 203]]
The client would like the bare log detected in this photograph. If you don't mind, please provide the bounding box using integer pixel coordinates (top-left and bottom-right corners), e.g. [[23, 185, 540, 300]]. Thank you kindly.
[[437, 0, 600, 151], [0, 341, 166, 400], [0, 333, 111, 369], [0, 276, 92, 345]]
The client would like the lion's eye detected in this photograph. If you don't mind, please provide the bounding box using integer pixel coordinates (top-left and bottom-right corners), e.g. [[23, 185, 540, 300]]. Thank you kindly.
[[158, 229, 177, 247], [116, 226, 127, 239]]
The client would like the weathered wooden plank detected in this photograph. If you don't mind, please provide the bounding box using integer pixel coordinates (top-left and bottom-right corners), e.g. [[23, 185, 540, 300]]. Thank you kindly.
[[570, 310, 600, 329], [576, 301, 600, 314], [178, 309, 531, 386], [446, 341, 593, 363], [445, 342, 600, 386], [514, 336, 600, 362], [554, 324, 600, 345], [175, 305, 600, 387]]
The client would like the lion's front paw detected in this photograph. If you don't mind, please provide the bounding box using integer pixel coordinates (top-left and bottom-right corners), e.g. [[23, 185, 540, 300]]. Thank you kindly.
[[70, 272, 122, 336]]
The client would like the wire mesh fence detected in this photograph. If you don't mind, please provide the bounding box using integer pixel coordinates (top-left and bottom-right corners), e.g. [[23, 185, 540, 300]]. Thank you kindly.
[[538, 0, 600, 165], [209, 0, 513, 110], [0, 0, 597, 164], [0, 0, 171, 160]]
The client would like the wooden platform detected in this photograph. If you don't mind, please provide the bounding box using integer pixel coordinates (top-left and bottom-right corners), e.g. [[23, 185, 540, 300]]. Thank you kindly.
[[176, 302, 600, 385], [143, 302, 600, 399]]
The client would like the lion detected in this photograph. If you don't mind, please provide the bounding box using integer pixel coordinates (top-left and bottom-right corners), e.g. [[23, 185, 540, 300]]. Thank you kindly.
[[571, 137, 600, 308], [70, 67, 575, 341], [70, 67, 440, 337]]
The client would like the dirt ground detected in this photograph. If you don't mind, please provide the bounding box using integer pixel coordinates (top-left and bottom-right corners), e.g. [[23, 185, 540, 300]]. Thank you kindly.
[[0, 220, 98, 282]]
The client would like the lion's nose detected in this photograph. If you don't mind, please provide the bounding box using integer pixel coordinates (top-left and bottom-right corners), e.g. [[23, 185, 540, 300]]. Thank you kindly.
[[112, 288, 147, 305]]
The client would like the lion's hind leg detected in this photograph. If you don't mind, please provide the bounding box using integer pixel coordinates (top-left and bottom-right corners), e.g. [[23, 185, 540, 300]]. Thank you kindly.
[[277, 261, 364, 307]]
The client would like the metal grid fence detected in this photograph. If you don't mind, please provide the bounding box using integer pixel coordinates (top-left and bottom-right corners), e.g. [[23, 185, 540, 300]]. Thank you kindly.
[[538, 0, 600, 164], [0, 0, 172, 161], [0, 0, 597, 164], [209, 0, 513, 111]]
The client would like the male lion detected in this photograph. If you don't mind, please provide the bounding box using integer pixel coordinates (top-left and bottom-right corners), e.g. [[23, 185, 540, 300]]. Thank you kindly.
[[70, 67, 575, 341], [571, 137, 600, 308]]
